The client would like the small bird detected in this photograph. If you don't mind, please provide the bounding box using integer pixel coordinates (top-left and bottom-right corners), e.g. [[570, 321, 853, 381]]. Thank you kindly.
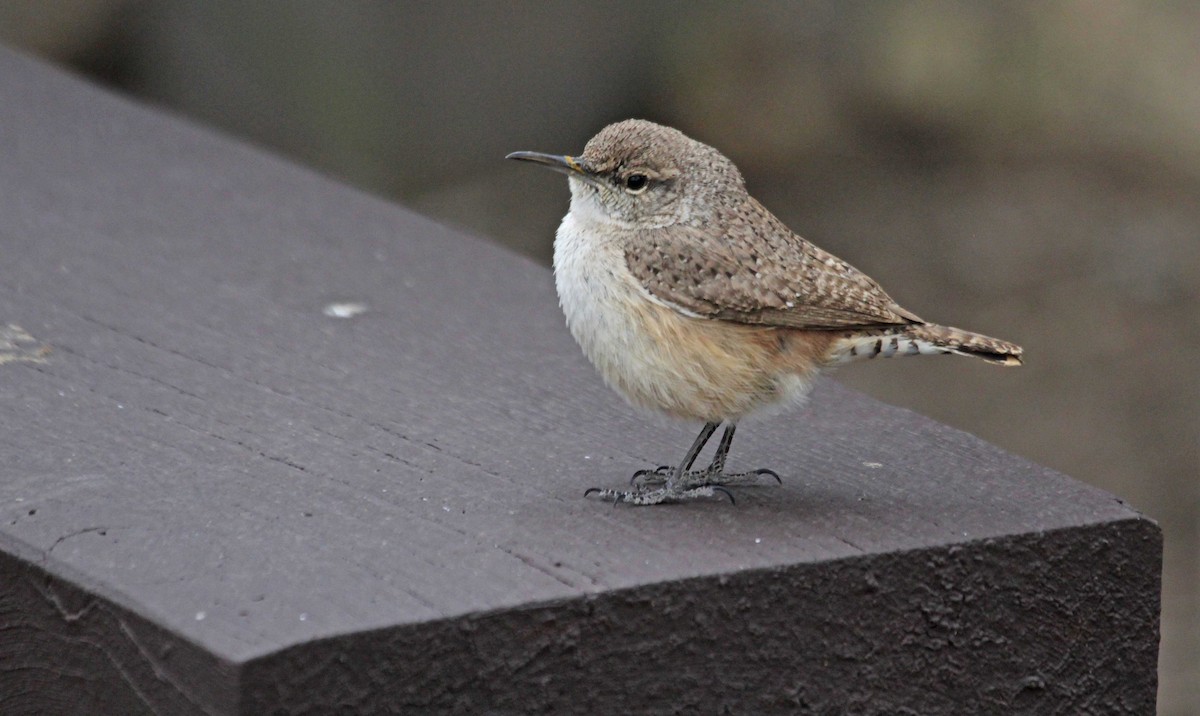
[[508, 120, 1022, 506]]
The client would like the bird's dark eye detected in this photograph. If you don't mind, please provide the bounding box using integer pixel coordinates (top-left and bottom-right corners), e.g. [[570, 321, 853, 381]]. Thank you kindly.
[[624, 174, 649, 194]]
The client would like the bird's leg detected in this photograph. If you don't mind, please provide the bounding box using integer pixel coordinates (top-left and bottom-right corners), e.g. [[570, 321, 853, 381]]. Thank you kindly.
[[706, 422, 738, 475], [586, 422, 780, 505], [629, 423, 781, 490], [707, 424, 781, 484], [627, 421, 717, 487], [587, 422, 733, 505], [669, 423, 781, 489], [663, 420, 721, 489]]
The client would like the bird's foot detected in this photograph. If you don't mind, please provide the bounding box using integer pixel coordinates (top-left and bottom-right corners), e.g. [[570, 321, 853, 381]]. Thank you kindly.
[[584, 485, 736, 506], [629, 465, 782, 489]]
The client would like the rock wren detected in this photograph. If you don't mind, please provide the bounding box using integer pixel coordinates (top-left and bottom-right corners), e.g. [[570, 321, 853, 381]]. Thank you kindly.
[[508, 119, 1022, 506]]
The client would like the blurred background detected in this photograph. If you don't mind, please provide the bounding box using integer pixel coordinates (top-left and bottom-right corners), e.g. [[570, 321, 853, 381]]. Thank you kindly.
[[2, 1, 1195, 711]]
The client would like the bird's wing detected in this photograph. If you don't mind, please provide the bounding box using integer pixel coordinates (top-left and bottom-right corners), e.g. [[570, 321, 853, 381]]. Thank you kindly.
[[625, 198, 922, 330]]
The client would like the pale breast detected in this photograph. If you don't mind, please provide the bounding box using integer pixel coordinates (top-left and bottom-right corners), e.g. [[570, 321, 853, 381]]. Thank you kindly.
[[553, 211, 823, 422]]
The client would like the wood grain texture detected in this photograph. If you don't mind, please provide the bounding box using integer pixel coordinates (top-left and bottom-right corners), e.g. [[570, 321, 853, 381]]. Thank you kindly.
[[0, 48, 1160, 714]]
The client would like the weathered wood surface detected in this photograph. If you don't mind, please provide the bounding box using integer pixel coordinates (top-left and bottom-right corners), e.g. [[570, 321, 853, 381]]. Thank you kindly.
[[0, 47, 1160, 714]]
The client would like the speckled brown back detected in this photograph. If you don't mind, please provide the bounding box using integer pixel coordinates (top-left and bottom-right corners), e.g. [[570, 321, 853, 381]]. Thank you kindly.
[[626, 196, 923, 330]]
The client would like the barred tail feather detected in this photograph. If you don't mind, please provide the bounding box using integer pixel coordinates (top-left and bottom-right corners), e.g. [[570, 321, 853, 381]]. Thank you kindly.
[[829, 324, 1023, 366]]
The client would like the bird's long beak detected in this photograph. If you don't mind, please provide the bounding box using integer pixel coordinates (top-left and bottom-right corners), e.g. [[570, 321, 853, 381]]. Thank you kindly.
[[506, 151, 603, 188]]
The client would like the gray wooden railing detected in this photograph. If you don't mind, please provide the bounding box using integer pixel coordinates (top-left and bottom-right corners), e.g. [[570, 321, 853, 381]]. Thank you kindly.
[[0, 47, 1160, 714]]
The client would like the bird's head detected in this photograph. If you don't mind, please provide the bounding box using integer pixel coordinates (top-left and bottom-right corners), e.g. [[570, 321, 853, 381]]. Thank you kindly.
[[507, 119, 745, 229]]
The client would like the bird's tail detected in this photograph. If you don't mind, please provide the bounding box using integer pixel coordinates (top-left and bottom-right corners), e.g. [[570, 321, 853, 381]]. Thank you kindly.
[[828, 324, 1023, 367]]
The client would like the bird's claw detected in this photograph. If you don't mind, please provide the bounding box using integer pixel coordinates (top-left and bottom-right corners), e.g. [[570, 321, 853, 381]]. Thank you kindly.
[[752, 468, 782, 484]]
